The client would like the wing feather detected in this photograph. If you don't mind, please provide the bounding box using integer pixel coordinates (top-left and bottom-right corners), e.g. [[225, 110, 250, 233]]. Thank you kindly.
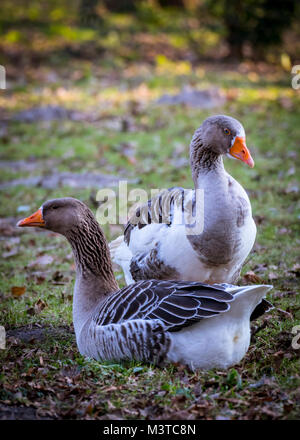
[[124, 187, 186, 245], [93, 279, 234, 332], [157, 302, 200, 319], [148, 308, 186, 325]]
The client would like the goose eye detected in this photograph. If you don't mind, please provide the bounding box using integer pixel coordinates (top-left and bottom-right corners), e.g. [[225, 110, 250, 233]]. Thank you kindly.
[[52, 206, 59, 210], [224, 128, 231, 135]]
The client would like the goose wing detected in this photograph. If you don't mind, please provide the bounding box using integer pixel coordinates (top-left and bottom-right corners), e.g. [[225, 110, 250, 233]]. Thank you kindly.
[[124, 187, 189, 245], [93, 280, 233, 332]]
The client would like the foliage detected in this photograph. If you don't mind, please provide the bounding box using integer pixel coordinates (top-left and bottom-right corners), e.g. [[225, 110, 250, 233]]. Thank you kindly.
[[0, 0, 299, 62], [204, 0, 298, 58]]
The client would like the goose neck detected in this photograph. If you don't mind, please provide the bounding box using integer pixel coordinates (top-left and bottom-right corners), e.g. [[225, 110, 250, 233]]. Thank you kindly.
[[190, 134, 225, 186]]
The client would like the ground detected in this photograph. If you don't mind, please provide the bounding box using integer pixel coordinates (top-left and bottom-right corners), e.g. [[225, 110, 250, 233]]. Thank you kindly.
[[0, 11, 300, 420]]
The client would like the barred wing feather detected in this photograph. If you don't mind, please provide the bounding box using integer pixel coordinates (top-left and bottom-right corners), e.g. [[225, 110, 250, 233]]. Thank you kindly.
[[93, 280, 234, 332]]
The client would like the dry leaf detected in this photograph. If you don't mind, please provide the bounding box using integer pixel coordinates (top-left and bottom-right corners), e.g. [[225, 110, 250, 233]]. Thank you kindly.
[[276, 308, 293, 319], [103, 386, 118, 392], [34, 299, 47, 314], [290, 264, 300, 275], [52, 271, 63, 282], [268, 272, 279, 280], [243, 271, 264, 284], [85, 404, 94, 415], [107, 400, 116, 411], [36, 275, 47, 284], [11, 286, 26, 298], [278, 228, 289, 235], [3, 249, 19, 258], [28, 255, 54, 268], [27, 271, 48, 284]]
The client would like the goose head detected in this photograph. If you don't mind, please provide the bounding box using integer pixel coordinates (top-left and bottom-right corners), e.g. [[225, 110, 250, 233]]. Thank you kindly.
[[17, 197, 89, 234], [191, 115, 254, 169], [17, 197, 118, 288]]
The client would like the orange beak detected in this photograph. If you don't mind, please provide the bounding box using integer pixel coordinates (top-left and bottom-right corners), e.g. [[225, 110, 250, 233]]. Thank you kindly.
[[17, 208, 45, 228], [229, 136, 254, 168]]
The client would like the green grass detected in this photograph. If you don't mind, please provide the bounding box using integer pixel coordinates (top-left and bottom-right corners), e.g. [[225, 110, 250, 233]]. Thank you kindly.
[[0, 46, 300, 419]]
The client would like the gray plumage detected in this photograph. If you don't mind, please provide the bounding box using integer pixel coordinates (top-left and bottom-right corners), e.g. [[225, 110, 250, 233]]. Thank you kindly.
[[18, 198, 272, 369]]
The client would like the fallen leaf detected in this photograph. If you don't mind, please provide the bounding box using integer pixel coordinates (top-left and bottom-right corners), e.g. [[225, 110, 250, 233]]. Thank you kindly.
[[11, 286, 26, 298], [34, 299, 47, 314], [29, 255, 54, 267], [52, 271, 63, 282], [278, 228, 290, 235], [273, 350, 285, 358], [248, 378, 264, 389], [27, 271, 49, 284], [36, 275, 47, 284], [290, 264, 300, 275], [253, 263, 268, 273], [2, 249, 19, 258], [268, 272, 279, 280], [107, 400, 116, 411], [287, 166, 295, 176], [285, 185, 299, 194], [275, 308, 293, 320], [243, 271, 264, 284], [273, 290, 296, 298], [103, 386, 118, 392], [85, 404, 94, 415], [269, 265, 278, 270]]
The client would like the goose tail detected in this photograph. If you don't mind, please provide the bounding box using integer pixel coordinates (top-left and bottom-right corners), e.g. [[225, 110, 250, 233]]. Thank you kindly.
[[220, 283, 273, 296], [109, 235, 134, 285], [109, 235, 125, 260], [216, 284, 273, 321]]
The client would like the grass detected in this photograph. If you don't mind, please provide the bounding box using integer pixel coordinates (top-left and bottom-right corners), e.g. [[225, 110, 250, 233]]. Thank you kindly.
[[0, 25, 300, 419]]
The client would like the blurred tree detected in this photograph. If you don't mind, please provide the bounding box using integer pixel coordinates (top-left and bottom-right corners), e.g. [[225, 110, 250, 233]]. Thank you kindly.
[[158, 0, 185, 6], [103, 0, 137, 12], [79, 0, 102, 27], [205, 0, 297, 59]]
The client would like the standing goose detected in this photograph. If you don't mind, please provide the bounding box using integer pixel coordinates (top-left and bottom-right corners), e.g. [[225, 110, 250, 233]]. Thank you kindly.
[[110, 115, 256, 285], [18, 198, 272, 369]]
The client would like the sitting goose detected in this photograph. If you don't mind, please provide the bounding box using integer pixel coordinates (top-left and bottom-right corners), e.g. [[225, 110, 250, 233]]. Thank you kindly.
[[18, 198, 272, 369], [110, 115, 256, 285]]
